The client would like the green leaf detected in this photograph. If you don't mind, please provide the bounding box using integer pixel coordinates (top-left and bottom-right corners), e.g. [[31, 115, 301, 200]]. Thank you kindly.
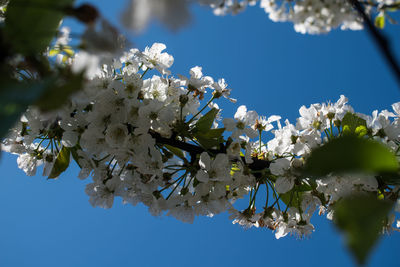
[[0, 77, 55, 138], [193, 108, 219, 133], [375, 14, 385, 29], [193, 128, 225, 150], [48, 145, 71, 179], [195, 133, 222, 150], [34, 71, 84, 112], [334, 194, 393, 265], [341, 112, 367, 136], [164, 144, 185, 160], [280, 190, 301, 208], [304, 136, 399, 176], [70, 146, 82, 168], [198, 128, 225, 138], [0, 71, 83, 139], [280, 184, 312, 208], [4, 0, 74, 55]]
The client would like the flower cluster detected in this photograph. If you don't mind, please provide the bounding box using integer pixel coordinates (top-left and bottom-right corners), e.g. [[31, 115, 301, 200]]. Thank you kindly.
[[3, 43, 400, 238], [120, 0, 398, 34]]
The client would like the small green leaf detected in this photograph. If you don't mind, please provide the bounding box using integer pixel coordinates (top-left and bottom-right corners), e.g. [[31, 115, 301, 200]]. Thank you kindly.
[[375, 14, 385, 29], [279, 184, 312, 208], [193, 108, 219, 133], [280, 190, 301, 208], [304, 136, 399, 176], [334, 194, 393, 265], [341, 113, 367, 136], [48, 146, 71, 179], [164, 144, 185, 160]]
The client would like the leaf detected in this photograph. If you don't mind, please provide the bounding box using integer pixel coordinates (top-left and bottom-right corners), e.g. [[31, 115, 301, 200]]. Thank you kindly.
[[70, 146, 82, 168], [375, 14, 385, 29], [193, 128, 225, 150], [304, 136, 399, 176], [34, 71, 84, 112], [0, 77, 55, 138], [0, 72, 83, 139], [199, 128, 225, 138], [48, 145, 71, 179], [195, 134, 222, 150], [279, 183, 312, 208], [341, 112, 367, 136], [334, 194, 393, 265], [280, 190, 300, 208], [4, 0, 75, 55], [193, 108, 219, 133], [164, 144, 185, 160]]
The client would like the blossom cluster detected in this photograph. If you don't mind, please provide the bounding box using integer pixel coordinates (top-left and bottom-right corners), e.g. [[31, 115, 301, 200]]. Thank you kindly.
[[121, 0, 398, 34], [3, 43, 400, 239]]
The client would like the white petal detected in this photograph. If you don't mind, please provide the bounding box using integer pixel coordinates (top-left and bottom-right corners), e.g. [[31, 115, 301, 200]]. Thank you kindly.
[[275, 176, 294, 194]]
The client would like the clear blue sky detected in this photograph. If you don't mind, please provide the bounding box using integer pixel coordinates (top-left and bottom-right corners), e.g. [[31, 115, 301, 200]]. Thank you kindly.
[[0, 1, 399, 266]]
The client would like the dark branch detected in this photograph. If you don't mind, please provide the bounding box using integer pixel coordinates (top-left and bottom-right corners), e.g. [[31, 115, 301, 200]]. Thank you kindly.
[[349, 0, 400, 89], [150, 130, 270, 170]]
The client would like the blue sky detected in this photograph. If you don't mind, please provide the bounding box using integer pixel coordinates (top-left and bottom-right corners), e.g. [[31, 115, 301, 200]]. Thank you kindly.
[[0, 1, 399, 266]]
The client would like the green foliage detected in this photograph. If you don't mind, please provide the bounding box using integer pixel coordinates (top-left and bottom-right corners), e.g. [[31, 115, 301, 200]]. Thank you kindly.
[[0, 77, 54, 138], [70, 145, 82, 168], [192, 108, 225, 149], [304, 135, 399, 176], [334, 194, 393, 265], [192, 108, 219, 133], [0, 72, 84, 138], [33, 71, 84, 112], [280, 183, 312, 208], [164, 144, 185, 160], [4, 0, 74, 55], [48, 145, 71, 179]]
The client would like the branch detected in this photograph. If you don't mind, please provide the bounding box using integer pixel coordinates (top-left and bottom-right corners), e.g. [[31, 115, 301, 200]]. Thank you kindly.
[[349, 0, 400, 89], [150, 130, 270, 170]]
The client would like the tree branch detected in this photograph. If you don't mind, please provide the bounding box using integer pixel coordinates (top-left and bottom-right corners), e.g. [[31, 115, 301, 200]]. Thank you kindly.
[[349, 0, 400, 89], [150, 130, 270, 171]]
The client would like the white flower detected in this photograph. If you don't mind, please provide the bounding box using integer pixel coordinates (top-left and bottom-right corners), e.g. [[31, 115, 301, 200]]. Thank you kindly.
[[142, 75, 169, 101], [211, 78, 236, 102], [183, 66, 214, 93], [72, 52, 101, 78], [269, 158, 290, 176], [140, 43, 174, 75], [223, 105, 258, 139], [82, 19, 126, 55], [275, 176, 295, 194], [137, 101, 175, 137], [17, 153, 41, 176], [105, 123, 129, 148], [196, 152, 231, 182], [121, 0, 191, 32]]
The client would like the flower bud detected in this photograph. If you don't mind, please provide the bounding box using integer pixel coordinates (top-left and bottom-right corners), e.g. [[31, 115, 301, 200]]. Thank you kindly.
[[179, 94, 189, 107]]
